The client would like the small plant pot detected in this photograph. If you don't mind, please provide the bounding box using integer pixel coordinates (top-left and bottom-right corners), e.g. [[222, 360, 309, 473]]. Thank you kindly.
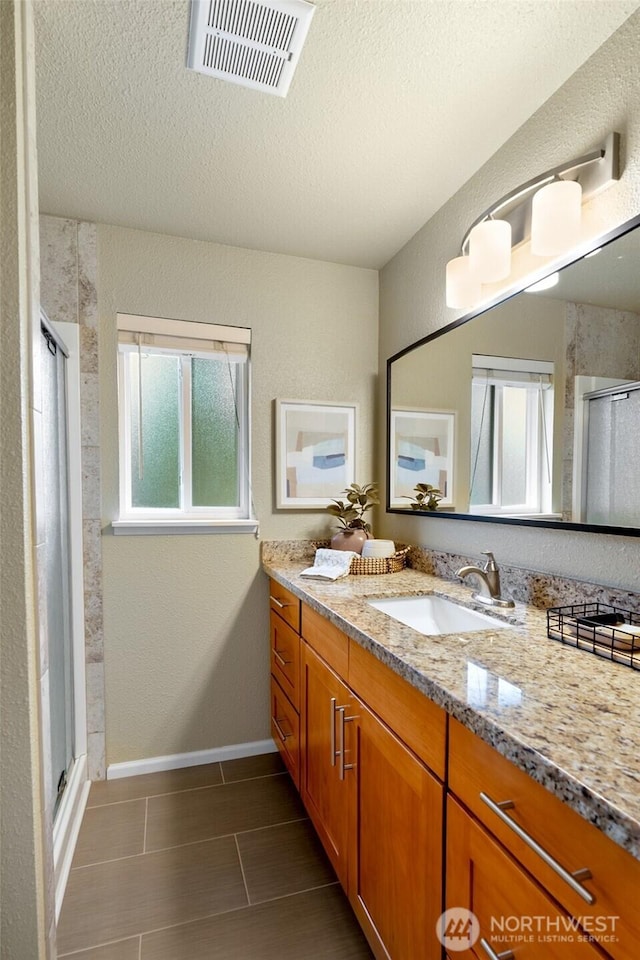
[[331, 529, 371, 554]]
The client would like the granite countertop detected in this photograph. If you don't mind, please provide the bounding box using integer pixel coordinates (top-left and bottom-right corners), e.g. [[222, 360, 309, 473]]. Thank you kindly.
[[263, 557, 640, 862]]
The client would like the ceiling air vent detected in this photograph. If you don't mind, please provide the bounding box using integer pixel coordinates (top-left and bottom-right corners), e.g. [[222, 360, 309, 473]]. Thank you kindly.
[[187, 0, 315, 97]]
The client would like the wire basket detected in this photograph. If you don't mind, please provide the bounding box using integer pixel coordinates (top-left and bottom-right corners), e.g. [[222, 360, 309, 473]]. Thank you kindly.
[[547, 602, 640, 671], [350, 548, 410, 576]]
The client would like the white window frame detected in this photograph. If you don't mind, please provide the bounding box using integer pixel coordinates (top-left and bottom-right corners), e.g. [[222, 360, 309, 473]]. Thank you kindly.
[[113, 314, 256, 535], [471, 356, 553, 518]]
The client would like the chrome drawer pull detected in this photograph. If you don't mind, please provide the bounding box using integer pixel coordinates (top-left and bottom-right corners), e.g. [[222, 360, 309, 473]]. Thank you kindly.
[[272, 716, 292, 742], [480, 792, 595, 904], [330, 697, 337, 766], [480, 938, 514, 960], [272, 647, 291, 668], [338, 706, 357, 781], [270, 595, 294, 609]]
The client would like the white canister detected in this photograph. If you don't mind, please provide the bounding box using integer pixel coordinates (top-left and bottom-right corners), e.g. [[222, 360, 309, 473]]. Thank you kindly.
[[361, 539, 396, 559]]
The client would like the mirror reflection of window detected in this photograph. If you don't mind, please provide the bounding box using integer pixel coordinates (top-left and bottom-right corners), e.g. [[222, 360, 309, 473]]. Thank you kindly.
[[470, 356, 554, 517]]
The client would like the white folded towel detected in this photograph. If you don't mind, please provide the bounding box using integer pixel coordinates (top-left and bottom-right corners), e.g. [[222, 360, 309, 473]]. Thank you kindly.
[[300, 548, 358, 581]]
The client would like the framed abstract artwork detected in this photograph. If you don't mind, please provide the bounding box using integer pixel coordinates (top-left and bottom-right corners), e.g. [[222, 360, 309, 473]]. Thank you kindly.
[[390, 409, 455, 508], [275, 400, 358, 508]]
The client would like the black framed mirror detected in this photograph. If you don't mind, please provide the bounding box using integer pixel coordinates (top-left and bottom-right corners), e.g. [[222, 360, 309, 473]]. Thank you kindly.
[[386, 213, 640, 536]]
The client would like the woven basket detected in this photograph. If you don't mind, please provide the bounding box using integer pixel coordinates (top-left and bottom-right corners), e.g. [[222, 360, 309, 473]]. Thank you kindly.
[[350, 547, 409, 576]]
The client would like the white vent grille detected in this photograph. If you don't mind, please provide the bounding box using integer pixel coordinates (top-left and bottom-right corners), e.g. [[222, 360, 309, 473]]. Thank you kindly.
[[187, 0, 315, 97]]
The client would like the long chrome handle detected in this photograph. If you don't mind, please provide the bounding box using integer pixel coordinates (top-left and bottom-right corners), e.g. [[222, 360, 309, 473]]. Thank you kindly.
[[480, 792, 595, 904], [272, 716, 291, 742], [330, 698, 337, 766], [272, 647, 291, 668], [270, 595, 294, 609], [480, 938, 515, 960], [338, 706, 357, 780]]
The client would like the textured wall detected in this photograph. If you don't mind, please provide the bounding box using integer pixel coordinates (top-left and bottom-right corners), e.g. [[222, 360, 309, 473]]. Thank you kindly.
[[0, 2, 50, 956], [379, 11, 640, 592], [97, 225, 378, 764]]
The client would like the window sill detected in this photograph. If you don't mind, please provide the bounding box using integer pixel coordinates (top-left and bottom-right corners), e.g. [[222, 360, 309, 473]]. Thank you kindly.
[[111, 519, 259, 536]]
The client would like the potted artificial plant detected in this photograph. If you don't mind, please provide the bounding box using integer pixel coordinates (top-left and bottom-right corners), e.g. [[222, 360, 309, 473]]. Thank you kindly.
[[326, 482, 379, 553], [405, 482, 444, 510]]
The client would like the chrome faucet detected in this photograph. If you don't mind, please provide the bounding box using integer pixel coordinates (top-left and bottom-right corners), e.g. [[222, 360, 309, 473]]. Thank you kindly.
[[456, 551, 515, 608]]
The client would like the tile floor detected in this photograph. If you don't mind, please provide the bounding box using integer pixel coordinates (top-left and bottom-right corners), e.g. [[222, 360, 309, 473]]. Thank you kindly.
[[57, 752, 373, 959]]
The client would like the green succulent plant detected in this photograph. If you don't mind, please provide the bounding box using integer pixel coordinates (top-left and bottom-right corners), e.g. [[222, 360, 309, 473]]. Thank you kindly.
[[326, 482, 379, 533], [405, 483, 444, 511]]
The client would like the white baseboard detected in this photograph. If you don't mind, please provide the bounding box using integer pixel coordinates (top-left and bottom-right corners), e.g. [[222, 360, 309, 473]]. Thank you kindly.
[[106, 738, 278, 781], [53, 754, 91, 923]]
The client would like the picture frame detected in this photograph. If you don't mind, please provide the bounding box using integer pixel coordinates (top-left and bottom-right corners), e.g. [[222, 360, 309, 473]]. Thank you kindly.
[[275, 399, 358, 509], [390, 408, 455, 508]]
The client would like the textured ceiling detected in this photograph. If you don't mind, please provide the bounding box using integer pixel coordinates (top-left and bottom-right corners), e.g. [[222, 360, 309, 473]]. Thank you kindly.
[[34, 0, 639, 269]]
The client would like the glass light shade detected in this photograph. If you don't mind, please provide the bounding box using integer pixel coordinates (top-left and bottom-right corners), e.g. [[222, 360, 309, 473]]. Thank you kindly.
[[446, 256, 481, 309], [468, 219, 512, 282], [531, 179, 582, 256]]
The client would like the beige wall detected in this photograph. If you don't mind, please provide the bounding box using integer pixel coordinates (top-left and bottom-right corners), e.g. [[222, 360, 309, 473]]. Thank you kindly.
[[98, 225, 378, 764], [379, 10, 640, 592], [0, 2, 51, 957]]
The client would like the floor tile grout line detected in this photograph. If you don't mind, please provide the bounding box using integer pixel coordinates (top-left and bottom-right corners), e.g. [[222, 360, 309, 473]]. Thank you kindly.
[[86, 768, 286, 809], [68, 817, 311, 870], [59, 881, 343, 955], [234, 833, 251, 906], [138, 933, 142, 960], [143, 797, 148, 854], [58, 933, 142, 957], [85, 795, 150, 811]]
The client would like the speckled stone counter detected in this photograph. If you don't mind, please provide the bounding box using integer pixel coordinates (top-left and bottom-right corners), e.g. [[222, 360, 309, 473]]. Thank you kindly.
[[263, 548, 640, 862]]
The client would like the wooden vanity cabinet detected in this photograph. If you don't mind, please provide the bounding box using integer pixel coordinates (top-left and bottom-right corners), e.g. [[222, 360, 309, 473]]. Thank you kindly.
[[448, 718, 640, 960], [268, 580, 301, 788], [446, 797, 607, 960], [300, 602, 445, 960], [349, 697, 443, 960], [269, 586, 639, 960], [300, 640, 352, 886]]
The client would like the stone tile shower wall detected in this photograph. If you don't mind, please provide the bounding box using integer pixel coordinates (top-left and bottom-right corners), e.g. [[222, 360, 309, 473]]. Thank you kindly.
[[39, 215, 105, 779]]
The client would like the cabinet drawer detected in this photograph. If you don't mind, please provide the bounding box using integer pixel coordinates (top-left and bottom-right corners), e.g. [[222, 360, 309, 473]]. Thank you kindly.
[[301, 603, 349, 679], [270, 675, 300, 789], [348, 640, 446, 780], [269, 578, 301, 633], [449, 718, 639, 959], [446, 797, 607, 959], [270, 610, 300, 710]]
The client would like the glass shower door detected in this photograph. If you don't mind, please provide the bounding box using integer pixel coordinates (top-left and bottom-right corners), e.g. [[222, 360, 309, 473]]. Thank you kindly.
[[585, 384, 640, 527], [41, 322, 75, 819]]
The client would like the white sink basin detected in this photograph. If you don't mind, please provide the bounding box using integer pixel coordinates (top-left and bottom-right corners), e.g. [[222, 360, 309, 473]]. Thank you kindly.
[[367, 594, 511, 635]]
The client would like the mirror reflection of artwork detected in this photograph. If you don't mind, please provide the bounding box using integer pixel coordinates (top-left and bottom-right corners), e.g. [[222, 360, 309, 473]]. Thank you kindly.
[[390, 410, 454, 507], [275, 400, 357, 508]]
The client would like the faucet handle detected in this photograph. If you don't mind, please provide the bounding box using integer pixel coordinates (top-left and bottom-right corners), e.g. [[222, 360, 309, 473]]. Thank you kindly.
[[481, 550, 498, 570]]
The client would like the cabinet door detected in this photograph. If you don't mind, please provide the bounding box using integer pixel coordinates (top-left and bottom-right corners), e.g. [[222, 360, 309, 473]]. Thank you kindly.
[[350, 701, 444, 960], [446, 797, 608, 960], [300, 641, 353, 887]]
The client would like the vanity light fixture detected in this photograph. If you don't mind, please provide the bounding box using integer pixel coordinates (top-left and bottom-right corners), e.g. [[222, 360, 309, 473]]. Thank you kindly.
[[445, 131, 620, 309]]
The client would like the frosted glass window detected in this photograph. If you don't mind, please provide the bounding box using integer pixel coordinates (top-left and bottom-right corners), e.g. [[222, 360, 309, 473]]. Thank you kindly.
[[501, 386, 527, 506], [192, 358, 239, 507], [117, 321, 250, 521], [130, 354, 181, 508], [470, 368, 552, 515]]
